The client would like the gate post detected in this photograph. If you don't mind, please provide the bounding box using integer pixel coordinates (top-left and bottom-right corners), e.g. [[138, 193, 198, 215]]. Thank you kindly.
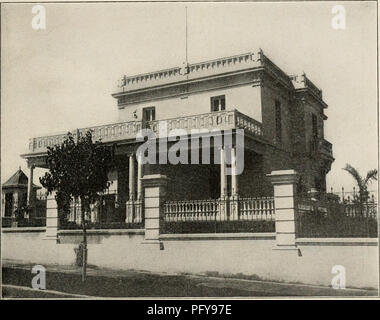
[[44, 192, 60, 243], [267, 170, 299, 250], [141, 174, 168, 248]]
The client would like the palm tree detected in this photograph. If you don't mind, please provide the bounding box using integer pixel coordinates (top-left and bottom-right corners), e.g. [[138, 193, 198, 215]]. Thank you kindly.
[[342, 164, 377, 204]]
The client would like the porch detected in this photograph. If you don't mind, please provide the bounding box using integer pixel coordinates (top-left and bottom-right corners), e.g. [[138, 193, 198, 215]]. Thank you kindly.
[[43, 143, 272, 233], [17, 108, 274, 233]]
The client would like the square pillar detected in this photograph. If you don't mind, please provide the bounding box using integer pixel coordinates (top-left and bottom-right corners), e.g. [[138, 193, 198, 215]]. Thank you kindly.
[[141, 174, 168, 248], [267, 170, 299, 250], [44, 192, 60, 243]]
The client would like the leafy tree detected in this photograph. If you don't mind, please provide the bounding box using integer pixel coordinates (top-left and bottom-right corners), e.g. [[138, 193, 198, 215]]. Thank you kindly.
[[40, 131, 115, 281], [342, 164, 377, 204]]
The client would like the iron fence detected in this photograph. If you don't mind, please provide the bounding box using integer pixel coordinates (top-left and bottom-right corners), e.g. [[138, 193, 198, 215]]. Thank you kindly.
[[296, 197, 378, 238], [327, 188, 377, 203], [1, 197, 47, 228], [1, 216, 46, 228], [59, 197, 144, 230]]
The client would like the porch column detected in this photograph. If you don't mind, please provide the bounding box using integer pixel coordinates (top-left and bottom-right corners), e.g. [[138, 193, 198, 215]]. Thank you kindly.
[[135, 152, 143, 223], [267, 170, 299, 250], [1, 192, 5, 218], [141, 174, 168, 249], [27, 164, 35, 205], [230, 147, 239, 220], [129, 154, 136, 201], [219, 147, 227, 221], [231, 147, 238, 196], [137, 153, 143, 200], [220, 147, 227, 198], [44, 191, 59, 243]]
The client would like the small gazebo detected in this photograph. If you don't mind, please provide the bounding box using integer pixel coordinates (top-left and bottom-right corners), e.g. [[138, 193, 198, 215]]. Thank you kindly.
[[1, 167, 41, 220]]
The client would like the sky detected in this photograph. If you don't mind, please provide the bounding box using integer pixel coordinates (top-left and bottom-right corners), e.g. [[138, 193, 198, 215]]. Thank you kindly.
[[1, 1, 378, 194]]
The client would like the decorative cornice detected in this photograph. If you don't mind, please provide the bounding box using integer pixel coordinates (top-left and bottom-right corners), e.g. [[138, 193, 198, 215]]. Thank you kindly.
[[116, 71, 263, 108]]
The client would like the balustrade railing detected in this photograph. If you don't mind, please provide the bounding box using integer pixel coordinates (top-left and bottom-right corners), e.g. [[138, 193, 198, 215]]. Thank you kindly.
[[116, 52, 259, 94], [29, 121, 142, 153], [309, 138, 333, 158], [146, 109, 263, 138], [126, 199, 143, 224], [319, 139, 333, 157], [236, 197, 275, 221], [27, 110, 263, 154], [162, 197, 274, 234], [164, 199, 220, 223]]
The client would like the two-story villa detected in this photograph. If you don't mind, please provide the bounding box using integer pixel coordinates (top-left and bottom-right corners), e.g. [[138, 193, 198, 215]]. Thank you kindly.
[[20, 49, 334, 227]]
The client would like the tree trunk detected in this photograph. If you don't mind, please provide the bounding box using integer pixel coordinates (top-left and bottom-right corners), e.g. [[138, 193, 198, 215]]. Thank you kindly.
[[81, 206, 87, 282]]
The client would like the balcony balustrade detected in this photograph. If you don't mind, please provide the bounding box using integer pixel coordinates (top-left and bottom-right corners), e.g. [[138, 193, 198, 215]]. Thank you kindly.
[[309, 138, 333, 159], [26, 110, 263, 154], [319, 139, 333, 158]]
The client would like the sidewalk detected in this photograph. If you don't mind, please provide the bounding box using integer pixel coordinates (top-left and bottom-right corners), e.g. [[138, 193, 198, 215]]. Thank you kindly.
[[2, 260, 378, 298]]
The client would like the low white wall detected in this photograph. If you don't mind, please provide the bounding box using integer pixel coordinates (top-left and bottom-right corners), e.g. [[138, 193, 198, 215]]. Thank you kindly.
[[2, 229, 378, 289]]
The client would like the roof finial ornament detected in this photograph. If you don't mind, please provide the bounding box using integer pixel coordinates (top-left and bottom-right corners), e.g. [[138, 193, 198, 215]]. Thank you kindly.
[[118, 75, 127, 88]]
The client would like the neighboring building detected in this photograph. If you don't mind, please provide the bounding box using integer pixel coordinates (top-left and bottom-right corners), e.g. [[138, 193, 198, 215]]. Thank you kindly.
[[1, 168, 42, 226], [20, 49, 334, 225]]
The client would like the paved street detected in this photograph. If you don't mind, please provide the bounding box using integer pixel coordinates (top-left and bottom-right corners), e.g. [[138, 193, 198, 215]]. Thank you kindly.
[[2, 261, 377, 298]]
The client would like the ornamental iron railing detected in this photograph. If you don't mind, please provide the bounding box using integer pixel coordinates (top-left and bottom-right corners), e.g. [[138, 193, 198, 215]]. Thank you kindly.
[[296, 195, 378, 238]]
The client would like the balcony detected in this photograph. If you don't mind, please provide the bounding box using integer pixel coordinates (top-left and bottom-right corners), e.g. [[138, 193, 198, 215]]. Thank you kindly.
[[25, 110, 263, 155], [310, 138, 333, 159], [319, 139, 333, 159]]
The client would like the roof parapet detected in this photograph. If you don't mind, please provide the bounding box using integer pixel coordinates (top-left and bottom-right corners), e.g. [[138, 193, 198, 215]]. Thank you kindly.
[[114, 50, 264, 94], [290, 73, 323, 100]]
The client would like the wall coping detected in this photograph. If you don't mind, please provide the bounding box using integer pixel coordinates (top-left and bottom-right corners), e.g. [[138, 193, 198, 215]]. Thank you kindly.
[[3, 229, 376, 246], [160, 232, 276, 241], [141, 174, 169, 187], [296, 238, 378, 246], [267, 170, 299, 185], [2, 227, 46, 233]]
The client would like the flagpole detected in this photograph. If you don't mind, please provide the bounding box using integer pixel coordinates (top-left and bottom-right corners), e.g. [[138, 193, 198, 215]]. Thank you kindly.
[[185, 6, 188, 64]]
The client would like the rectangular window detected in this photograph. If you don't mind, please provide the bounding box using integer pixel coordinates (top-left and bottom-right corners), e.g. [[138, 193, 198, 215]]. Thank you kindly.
[[312, 114, 318, 139], [210, 95, 226, 112], [143, 107, 156, 122], [275, 100, 282, 143]]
